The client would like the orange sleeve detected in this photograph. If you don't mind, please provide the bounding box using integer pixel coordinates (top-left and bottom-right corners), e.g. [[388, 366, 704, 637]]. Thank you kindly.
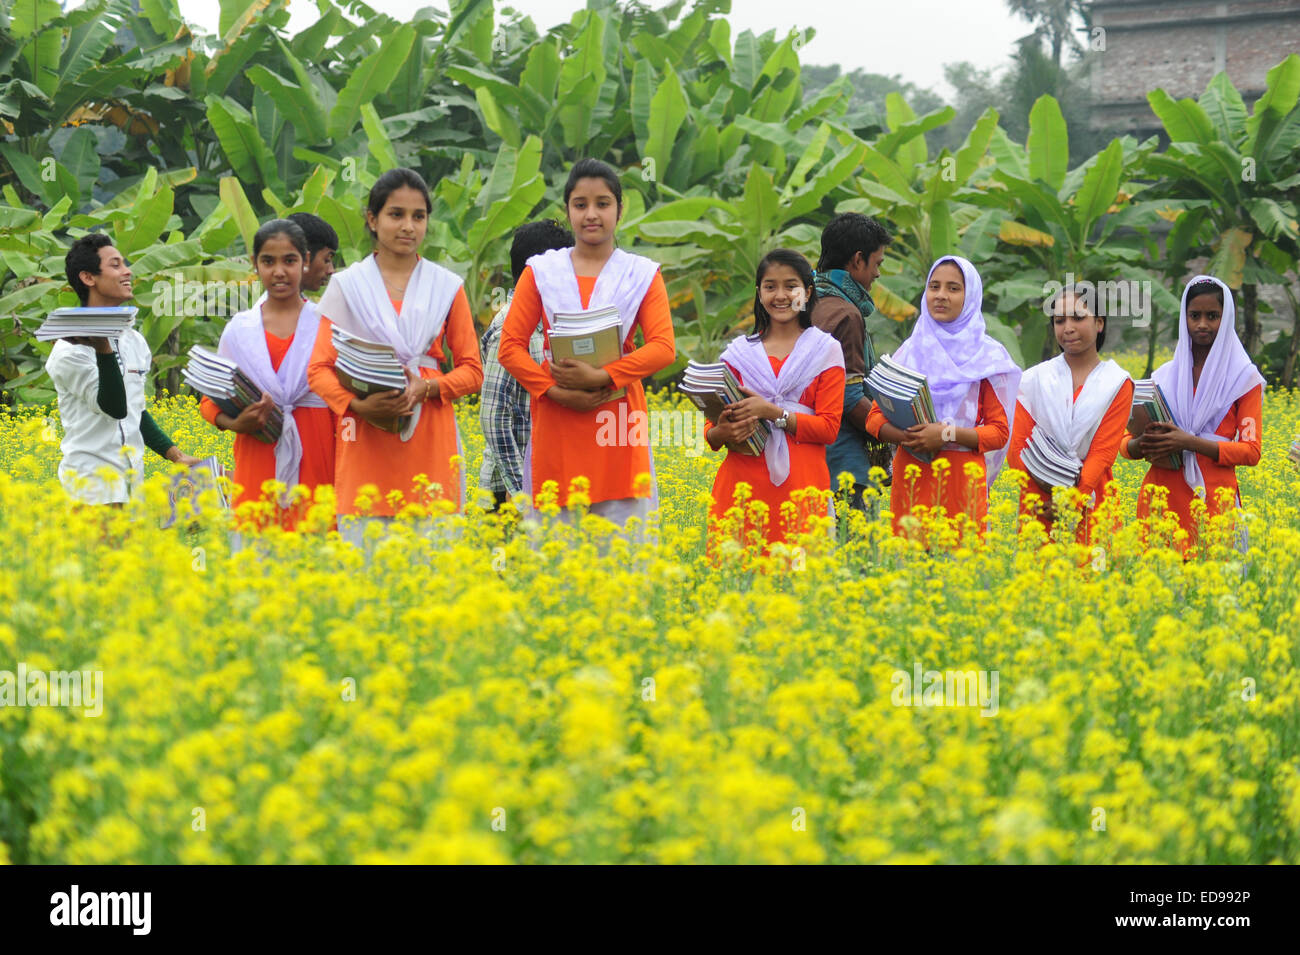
[[498, 266, 557, 400], [1006, 400, 1034, 474], [1217, 384, 1263, 467], [1078, 379, 1134, 496], [975, 378, 1010, 453], [605, 272, 675, 390], [865, 400, 886, 440], [423, 287, 482, 403], [793, 366, 845, 445], [306, 317, 356, 418], [1118, 429, 1138, 459], [200, 396, 221, 427]]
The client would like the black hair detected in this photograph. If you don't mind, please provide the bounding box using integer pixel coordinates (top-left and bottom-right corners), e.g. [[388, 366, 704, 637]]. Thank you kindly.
[[563, 158, 623, 210], [253, 218, 309, 259], [66, 233, 116, 305], [1186, 279, 1225, 308], [816, 212, 891, 272], [366, 168, 432, 240], [1049, 285, 1107, 351], [750, 249, 817, 339], [510, 219, 574, 284], [287, 212, 339, 255]]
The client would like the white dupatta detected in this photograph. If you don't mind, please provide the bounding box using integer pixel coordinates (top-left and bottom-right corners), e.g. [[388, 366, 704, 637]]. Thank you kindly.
[[719, 327, 845, 487], [1018, 355, 1129, 502], [318, 253, 463, 444], [218, 298, 327, 504], [528, 247, 659, 347]]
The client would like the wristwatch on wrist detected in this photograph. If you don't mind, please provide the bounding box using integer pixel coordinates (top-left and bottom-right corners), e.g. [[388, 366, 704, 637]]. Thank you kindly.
[[774, 410, 790, 431]]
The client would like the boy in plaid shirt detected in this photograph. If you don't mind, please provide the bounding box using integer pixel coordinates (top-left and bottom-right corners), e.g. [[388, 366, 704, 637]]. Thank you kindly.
[[479, 220, 574, 507]]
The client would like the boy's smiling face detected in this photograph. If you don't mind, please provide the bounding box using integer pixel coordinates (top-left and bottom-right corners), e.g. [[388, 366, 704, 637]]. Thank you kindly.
[[84, 245, 133, 305]]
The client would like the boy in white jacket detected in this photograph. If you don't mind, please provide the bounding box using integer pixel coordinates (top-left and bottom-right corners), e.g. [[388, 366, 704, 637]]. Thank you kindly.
[[45, 234, 199, 504]]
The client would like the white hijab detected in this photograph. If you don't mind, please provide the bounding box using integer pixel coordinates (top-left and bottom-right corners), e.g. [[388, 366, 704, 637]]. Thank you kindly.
[[1152, 275, 1265, 497]]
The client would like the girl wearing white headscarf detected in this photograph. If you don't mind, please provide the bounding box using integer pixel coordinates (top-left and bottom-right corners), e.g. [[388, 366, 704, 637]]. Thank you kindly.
[[1007, 285, 1132, 542], [865, 256, 1021, 538], [1120, 275, 1264, 555]]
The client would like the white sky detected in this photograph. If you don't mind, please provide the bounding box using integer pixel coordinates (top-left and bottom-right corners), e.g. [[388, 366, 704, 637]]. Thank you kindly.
[[176, 0, 1037, 98]]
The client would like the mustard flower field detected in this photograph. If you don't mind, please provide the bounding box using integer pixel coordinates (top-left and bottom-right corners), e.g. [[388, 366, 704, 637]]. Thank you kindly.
[[1, 354, 1298, 864]]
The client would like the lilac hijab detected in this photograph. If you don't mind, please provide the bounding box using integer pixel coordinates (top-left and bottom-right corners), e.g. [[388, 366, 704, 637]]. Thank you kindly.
[[1151, 275, 1265, 498], [892, 255, 1022, 484]]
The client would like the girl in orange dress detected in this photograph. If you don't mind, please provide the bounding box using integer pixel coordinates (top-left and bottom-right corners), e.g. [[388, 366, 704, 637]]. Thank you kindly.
[[200, 218, 336, 531], [1120, 275, 1264, 556], [497, 158, 675, 526], [1006, 285, 1132, 543], [865, 255, 1020, 540], [706, 248, 845, 547], [307, 168, 482, 545]]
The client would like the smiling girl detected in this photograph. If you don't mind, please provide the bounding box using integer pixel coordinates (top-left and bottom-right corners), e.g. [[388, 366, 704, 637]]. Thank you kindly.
[[1006, 286, 1132, 540], [1120, 275, 1264, 555], [497, 158, 675, 526], [308, 168, 482, 541], [201, 219, 336, 530], [866, 255, 1021, 539], [706, 249, 845, 547]]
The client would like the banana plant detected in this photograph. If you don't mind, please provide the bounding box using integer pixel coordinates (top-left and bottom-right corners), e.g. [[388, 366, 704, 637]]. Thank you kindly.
[[423, 135, 548, 320], [837, 98, 1006, 355], [0, 166, 241, 403], [1141, 54, 1300, 370], [972, 94, 1176, 367], [623, 125, 867, 369]]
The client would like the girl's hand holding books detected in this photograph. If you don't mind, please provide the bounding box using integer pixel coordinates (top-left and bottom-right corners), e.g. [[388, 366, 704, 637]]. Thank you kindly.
[[901, 422, 947, 455], [545, 385, 615, 412], [402, 368, 436, 409], [731, 388, 781, 422], [551, 357, 613, 391], [1139, 422, 1189, 467], [708, 407, 759, 451], [350, 389, 410, 429], [226, 393, 276, 437]]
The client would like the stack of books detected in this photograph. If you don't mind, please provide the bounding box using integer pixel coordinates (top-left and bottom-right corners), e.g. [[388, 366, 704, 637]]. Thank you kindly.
[[1128, 380, 1182, 469], [548, 305, 625, 400], [1288, 436, 1300, 468], [35, 306, 138, 341], [331, 328, 411, 435], [1021, 428, 1081, 489], [680, 360, 769, 456], [182, 346, 283, 444], [865, 355, 939, 462]]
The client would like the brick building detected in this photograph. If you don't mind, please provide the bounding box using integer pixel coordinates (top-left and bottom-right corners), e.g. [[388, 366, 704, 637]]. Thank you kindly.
[[1089, 0, 1300, 134]]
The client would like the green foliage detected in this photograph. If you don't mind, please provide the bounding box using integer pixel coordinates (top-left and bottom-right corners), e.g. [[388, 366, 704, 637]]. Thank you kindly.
[[0, 0, 1297, 405]]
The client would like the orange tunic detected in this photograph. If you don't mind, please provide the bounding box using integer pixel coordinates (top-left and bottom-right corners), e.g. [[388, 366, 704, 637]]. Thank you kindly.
[[707, 355, 845, 546], [306, 288, 482, 517], [1121, 383, 1262, 552], [866, 378, 1010, 536], [1006, 378, 1133, 541], [200, 330, 337, 530], [498, 266, 674, 505]]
